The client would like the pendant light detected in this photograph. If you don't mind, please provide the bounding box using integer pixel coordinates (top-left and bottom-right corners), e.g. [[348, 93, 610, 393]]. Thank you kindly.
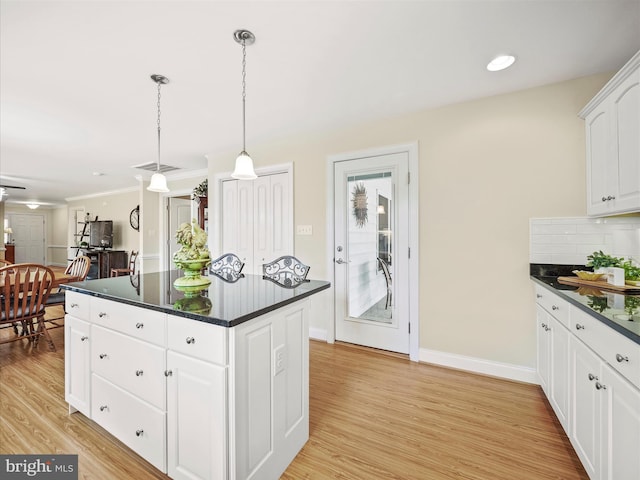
[[147, 74, 170, 192], [231, 29, 258, 180]]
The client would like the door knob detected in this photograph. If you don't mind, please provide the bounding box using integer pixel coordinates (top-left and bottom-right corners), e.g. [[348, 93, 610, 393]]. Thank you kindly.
[[335, 258, 350, 264]]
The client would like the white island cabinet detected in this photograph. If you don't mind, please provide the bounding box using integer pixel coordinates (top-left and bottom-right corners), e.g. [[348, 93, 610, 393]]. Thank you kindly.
[[63, 272, 329, 480]]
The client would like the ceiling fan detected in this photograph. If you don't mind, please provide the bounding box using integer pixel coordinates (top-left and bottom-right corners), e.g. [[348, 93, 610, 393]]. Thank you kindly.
[[0, 184, 26, 190]]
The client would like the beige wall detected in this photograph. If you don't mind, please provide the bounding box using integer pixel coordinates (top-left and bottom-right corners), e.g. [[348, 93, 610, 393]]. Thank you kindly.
[[208, 72, 614, 368]]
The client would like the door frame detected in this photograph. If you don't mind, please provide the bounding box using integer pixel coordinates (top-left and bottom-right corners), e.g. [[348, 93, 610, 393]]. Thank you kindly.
[[326, 143, 420, 361]]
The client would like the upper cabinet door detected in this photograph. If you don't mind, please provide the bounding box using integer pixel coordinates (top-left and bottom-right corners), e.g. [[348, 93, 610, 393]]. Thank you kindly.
[[612, 69, 640, 214], [581, 50, 640, 217]]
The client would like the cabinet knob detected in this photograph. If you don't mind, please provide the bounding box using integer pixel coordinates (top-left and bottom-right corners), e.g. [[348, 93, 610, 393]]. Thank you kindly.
[[575, 324, 585, 330], [541, 323, 547, 329], [99, 405, 108, 412], [551, 305, 559, 311], [99, 353, 108, 359], [615, 354, 629, 363], [595, 382, 607, 391], [135, 370, 144, 377], [164, 370, 173, 377], [544, 326, 550, 332], [602, 196, 608, 202], [186, 337, 196, 345], [135, 323, 144, 329], [607, 195, 615, 201], [80, 336, 88, 342], [98, 312, 107, 318], [588, 373, 597, 381], [135, 429, 144, 437], [536, 294, 542, 298], [70, 303, 79, 308]]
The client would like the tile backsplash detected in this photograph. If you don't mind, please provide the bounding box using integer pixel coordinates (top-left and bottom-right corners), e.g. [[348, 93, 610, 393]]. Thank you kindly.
[[530, 216, 640, 265]]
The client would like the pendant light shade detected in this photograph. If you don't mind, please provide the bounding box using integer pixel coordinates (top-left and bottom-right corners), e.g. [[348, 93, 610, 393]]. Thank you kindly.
[[147, 74, 171, 192], [231, 30, 257, 180], [232, 151, 257, 180], [148, 172, 169, 192]]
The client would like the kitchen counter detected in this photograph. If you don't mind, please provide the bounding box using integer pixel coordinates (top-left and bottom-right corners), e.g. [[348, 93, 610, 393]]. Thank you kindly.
[[530, 264, 640, 345], [61, 270, 330, 327]]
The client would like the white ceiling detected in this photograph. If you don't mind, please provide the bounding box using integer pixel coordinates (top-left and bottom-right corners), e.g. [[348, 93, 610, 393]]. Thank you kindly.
[[1, 0, 639, 207]]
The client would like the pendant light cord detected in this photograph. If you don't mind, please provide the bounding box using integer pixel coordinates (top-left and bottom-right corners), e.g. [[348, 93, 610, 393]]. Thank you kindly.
[[157, 81, 162, 172], [241, 38, 247, 152]]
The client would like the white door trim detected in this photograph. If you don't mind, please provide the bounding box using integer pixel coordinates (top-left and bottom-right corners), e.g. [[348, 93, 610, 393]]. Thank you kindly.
[[326, 143, 420, 361]]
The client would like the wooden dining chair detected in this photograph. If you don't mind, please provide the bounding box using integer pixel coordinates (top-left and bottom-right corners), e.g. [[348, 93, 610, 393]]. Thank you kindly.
[[110, 250, 138, 277], [46, 255, 91, 309], [0, 263, 56, 350]]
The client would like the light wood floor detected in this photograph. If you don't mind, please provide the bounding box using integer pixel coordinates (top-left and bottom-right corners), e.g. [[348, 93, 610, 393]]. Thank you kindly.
[[0, 313, 587, 479]]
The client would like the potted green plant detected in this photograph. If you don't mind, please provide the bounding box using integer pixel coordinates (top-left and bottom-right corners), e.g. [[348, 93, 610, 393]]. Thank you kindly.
[[586, 250, 623, 270], [622, 259, 640, 286]]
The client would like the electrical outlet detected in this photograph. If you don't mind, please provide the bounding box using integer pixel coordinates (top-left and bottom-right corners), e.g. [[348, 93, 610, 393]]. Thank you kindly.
[[296, 225, 313, 235], [274, 345, 286, 376]]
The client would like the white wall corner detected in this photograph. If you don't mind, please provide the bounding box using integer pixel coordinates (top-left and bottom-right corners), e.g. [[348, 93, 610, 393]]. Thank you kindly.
[[309, 327, 328, 341], [419, 348, 538, 385]]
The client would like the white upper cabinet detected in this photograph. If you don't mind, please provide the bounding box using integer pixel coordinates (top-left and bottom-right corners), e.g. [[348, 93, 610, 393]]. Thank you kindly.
[[580, 50, 640, 216]]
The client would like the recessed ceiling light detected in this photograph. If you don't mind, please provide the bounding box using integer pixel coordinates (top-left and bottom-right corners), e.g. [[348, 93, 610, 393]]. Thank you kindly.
[[487, 55, 516, 72]]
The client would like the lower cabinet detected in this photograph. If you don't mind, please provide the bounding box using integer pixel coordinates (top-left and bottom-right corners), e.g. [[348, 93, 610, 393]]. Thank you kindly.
[[166, 351, 227, 480], [65, 292, 310, 480], [535, 284, 640, 480]]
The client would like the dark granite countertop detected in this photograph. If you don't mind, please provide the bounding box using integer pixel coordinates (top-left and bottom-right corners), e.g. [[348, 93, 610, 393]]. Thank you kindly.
[[61, 270, 331, 328], [530, 264, 640, 345]]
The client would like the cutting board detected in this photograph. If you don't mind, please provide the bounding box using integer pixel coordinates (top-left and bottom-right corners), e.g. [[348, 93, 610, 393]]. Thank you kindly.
[[557, 276, 640, 293]]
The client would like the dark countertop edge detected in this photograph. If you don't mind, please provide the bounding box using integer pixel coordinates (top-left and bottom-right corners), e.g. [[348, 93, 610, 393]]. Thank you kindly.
[[530, 276, 640, 345], [61, 282, 331, 328]]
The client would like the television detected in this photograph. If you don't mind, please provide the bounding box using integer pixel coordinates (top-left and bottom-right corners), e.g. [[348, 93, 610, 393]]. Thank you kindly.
[[89, 220, 113, 249]]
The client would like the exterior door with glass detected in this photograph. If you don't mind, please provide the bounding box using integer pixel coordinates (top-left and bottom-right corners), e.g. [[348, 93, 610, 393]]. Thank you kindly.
[[334, 152, 410, 354]]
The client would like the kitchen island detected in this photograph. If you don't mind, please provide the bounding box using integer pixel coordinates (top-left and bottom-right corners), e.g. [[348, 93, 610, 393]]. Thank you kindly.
[[61, 271, 330, 480]]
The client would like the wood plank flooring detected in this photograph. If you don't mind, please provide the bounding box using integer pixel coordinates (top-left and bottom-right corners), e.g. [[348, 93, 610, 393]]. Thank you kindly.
[[0, 315, 587, 479]]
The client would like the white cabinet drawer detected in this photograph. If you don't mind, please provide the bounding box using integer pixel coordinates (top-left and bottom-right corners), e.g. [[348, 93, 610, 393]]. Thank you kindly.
[[167, 314, 227, 366], [535, 285, 570, 328], [92, 325, 166, 410], [571, 306, 640, 389], [66, 291, 90, 321], [91, 374, 166, 473], [91, 297, 166, 346]]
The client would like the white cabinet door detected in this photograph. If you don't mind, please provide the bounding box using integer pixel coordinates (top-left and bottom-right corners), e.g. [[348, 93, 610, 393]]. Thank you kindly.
[[167, 351, 227, 480], [600, 363, 640, 480], [65, 316, 91, 416], [536, 305, 551, 395], [549, 316, 570, 431], [570, 337, 602, 480], [611, 68, 640, 214], [585, 105, 615, 216]]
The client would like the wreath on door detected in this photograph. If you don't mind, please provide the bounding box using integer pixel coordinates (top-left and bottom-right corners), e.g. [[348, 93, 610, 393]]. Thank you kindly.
[[352, 182, 368, 228]]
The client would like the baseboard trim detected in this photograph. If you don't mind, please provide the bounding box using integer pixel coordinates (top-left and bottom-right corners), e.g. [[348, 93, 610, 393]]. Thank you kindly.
[[309, 327, 328, 342], [420, 348, 538, 384]]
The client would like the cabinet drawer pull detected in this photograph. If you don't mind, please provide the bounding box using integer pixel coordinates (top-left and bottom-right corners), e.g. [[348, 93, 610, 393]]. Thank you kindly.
[[98, 312, 107, 318], [595, 382, 607, 390], [588, 373, 597, 381], [99, 353, 108, 359], [575, 324, 585, 330], [80, 336, 88, 341], [135, 370, 144, 377], [135, 323, 144, 329], [70, 303, 79, 308], [186, 337, 196, 345], [135, 429, 144, 437], [99, 405, 108, 412], [615, 354, 629, 363], [551, 305, 559, 311], [164, 370, 173, 377]]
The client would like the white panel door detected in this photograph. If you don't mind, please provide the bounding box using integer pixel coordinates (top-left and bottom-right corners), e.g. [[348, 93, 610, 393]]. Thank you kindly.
[[9, 214, 45, 263]]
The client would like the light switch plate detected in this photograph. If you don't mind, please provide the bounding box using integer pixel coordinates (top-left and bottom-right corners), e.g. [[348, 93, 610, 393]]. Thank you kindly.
[[296, 225, 313, 235]]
